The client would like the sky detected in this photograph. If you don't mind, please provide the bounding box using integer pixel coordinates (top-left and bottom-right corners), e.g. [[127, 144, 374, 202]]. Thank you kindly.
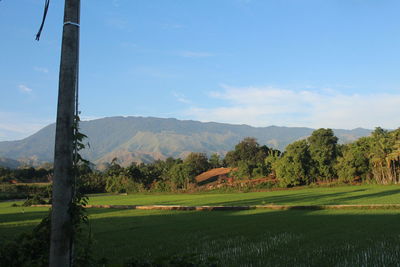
[[1, 0, 400, 141]]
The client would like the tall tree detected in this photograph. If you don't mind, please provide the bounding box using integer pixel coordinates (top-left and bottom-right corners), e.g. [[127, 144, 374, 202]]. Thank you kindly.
[[224, 137, 271, 178], [183, 152, 210, 178], [308, 128, 338, 181], [209, 153, 222, 169], [336, 137, 371, 182], [369, 127, 400, 184], [232, 137, 262, 165], [386, 140, 400, 183], [275, 139, 315, 186]]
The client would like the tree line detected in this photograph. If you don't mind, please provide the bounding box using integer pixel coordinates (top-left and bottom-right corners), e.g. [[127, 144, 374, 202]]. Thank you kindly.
[[1, 127, 399, 193], [267, 127, 400, 186], [0, 167, 52, 183]]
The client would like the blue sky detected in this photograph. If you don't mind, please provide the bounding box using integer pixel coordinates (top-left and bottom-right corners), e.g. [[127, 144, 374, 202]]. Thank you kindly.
[[1, 0, 400, 141]]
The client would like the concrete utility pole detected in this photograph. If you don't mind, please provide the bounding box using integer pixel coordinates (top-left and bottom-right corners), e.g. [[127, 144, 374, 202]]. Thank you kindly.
[[50, 0, 80, 266]]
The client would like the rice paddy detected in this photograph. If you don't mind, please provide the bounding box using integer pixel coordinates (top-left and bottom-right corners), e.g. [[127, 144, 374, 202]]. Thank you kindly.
[[1, 185, 400, 266]]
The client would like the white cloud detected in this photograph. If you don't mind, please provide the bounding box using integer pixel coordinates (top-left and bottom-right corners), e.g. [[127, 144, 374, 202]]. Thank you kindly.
[[172, 92, 191, 104], [18, 84, 32, 93], [179, 51, 213, 58], [184, 85, 400, 129], [34, 66, 49, 74]]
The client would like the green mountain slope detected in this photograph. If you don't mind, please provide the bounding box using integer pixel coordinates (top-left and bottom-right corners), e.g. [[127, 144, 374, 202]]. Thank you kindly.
[[0, 116, 372, 166]]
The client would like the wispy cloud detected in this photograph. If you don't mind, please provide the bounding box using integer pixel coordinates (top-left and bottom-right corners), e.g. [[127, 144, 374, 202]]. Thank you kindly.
[[18, 84, 32, 93], [172, 92, 191, 104], [184, 85, 400, 129], [179, 51, 214, 58], [0, 112, 52, 141], [33, 66, 49, 74]]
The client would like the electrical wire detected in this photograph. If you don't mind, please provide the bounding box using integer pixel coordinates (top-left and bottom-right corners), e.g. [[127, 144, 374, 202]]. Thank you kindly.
[[35, 0, 50, 41]]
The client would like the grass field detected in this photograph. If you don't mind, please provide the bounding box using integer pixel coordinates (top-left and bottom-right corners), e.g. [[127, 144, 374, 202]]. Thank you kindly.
[[1, 185, 400, 266], [88, 184, 400, 206]]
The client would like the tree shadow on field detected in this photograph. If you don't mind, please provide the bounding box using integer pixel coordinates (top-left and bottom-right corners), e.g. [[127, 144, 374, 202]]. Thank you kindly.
[[0, 207, 125, 242], [205, 189, 369, 206], [87, 207, 132, 216], [0, 209, 49, 224], [0, 206, 131, 225], [87, 208, 400, 266], [335, 189, 400, 203], [92, 188, 371, 206], [0, 209, 49, 241]]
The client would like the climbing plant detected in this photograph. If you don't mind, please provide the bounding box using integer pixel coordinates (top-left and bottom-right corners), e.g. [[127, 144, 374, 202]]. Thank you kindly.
[[0, 115, 95, 266]]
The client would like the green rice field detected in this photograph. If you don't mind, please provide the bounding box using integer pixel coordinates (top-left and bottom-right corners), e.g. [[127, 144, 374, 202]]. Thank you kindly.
[[87, 184, 400, 206], [1, 185, 400, 266]]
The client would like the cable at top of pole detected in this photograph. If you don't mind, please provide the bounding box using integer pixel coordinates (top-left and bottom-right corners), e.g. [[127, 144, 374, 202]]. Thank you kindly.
[[35, 0, 50, 41]]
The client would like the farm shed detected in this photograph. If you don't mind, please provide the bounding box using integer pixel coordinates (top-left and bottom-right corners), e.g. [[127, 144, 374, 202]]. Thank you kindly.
[[195, 167, 233, 186]]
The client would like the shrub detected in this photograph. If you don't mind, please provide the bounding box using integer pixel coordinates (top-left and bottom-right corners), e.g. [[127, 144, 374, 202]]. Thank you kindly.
[[149, 181, 173, 192], [80, 173, 106, 193], [0, 215, 51, 266], [0, 184, 51, 200], [23, 193, 48, 206], [105, 175, 144, 193]]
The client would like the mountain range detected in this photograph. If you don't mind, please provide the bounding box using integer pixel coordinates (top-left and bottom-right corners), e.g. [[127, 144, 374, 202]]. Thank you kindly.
[[0, 116, 372, 168]]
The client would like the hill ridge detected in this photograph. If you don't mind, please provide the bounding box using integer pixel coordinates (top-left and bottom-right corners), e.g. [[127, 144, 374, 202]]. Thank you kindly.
[[0, 116, 372, 167]]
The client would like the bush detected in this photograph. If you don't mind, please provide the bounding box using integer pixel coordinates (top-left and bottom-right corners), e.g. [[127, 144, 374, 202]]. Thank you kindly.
[[105, 175, 144, 193], [253, 181, 277, 190], [0, 212, 99, 267], [0, 215, 51, 266], [80, 173, 106, 193], [0, 184, 51, 200], [23, 194, 48, 206], [149, 181, 173, 192], [0, 183, 51, 195]]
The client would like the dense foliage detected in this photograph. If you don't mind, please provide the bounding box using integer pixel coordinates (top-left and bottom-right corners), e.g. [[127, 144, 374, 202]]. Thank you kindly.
[[308, 128, 339, 180], [273, 127, 400, 186], [225, 137, 279, 179], [274, 140, 316, 187], [0, 166, 51, 183]]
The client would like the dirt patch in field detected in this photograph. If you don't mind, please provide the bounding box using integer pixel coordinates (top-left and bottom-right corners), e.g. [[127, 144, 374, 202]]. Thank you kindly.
[[31, 204, 400, 211]]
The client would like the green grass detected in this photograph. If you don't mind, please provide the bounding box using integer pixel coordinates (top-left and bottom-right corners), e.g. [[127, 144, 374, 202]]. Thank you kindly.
[[88, 184, 400, 206], [1, 185, 400, 266]]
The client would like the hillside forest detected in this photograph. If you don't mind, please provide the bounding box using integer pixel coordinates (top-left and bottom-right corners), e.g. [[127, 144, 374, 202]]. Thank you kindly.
[[1, 127, 399, 196]]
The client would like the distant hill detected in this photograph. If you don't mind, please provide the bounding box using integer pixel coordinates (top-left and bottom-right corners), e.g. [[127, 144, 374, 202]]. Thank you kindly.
[[0, 157, 22, 169], [0, 116, 372, 167]]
